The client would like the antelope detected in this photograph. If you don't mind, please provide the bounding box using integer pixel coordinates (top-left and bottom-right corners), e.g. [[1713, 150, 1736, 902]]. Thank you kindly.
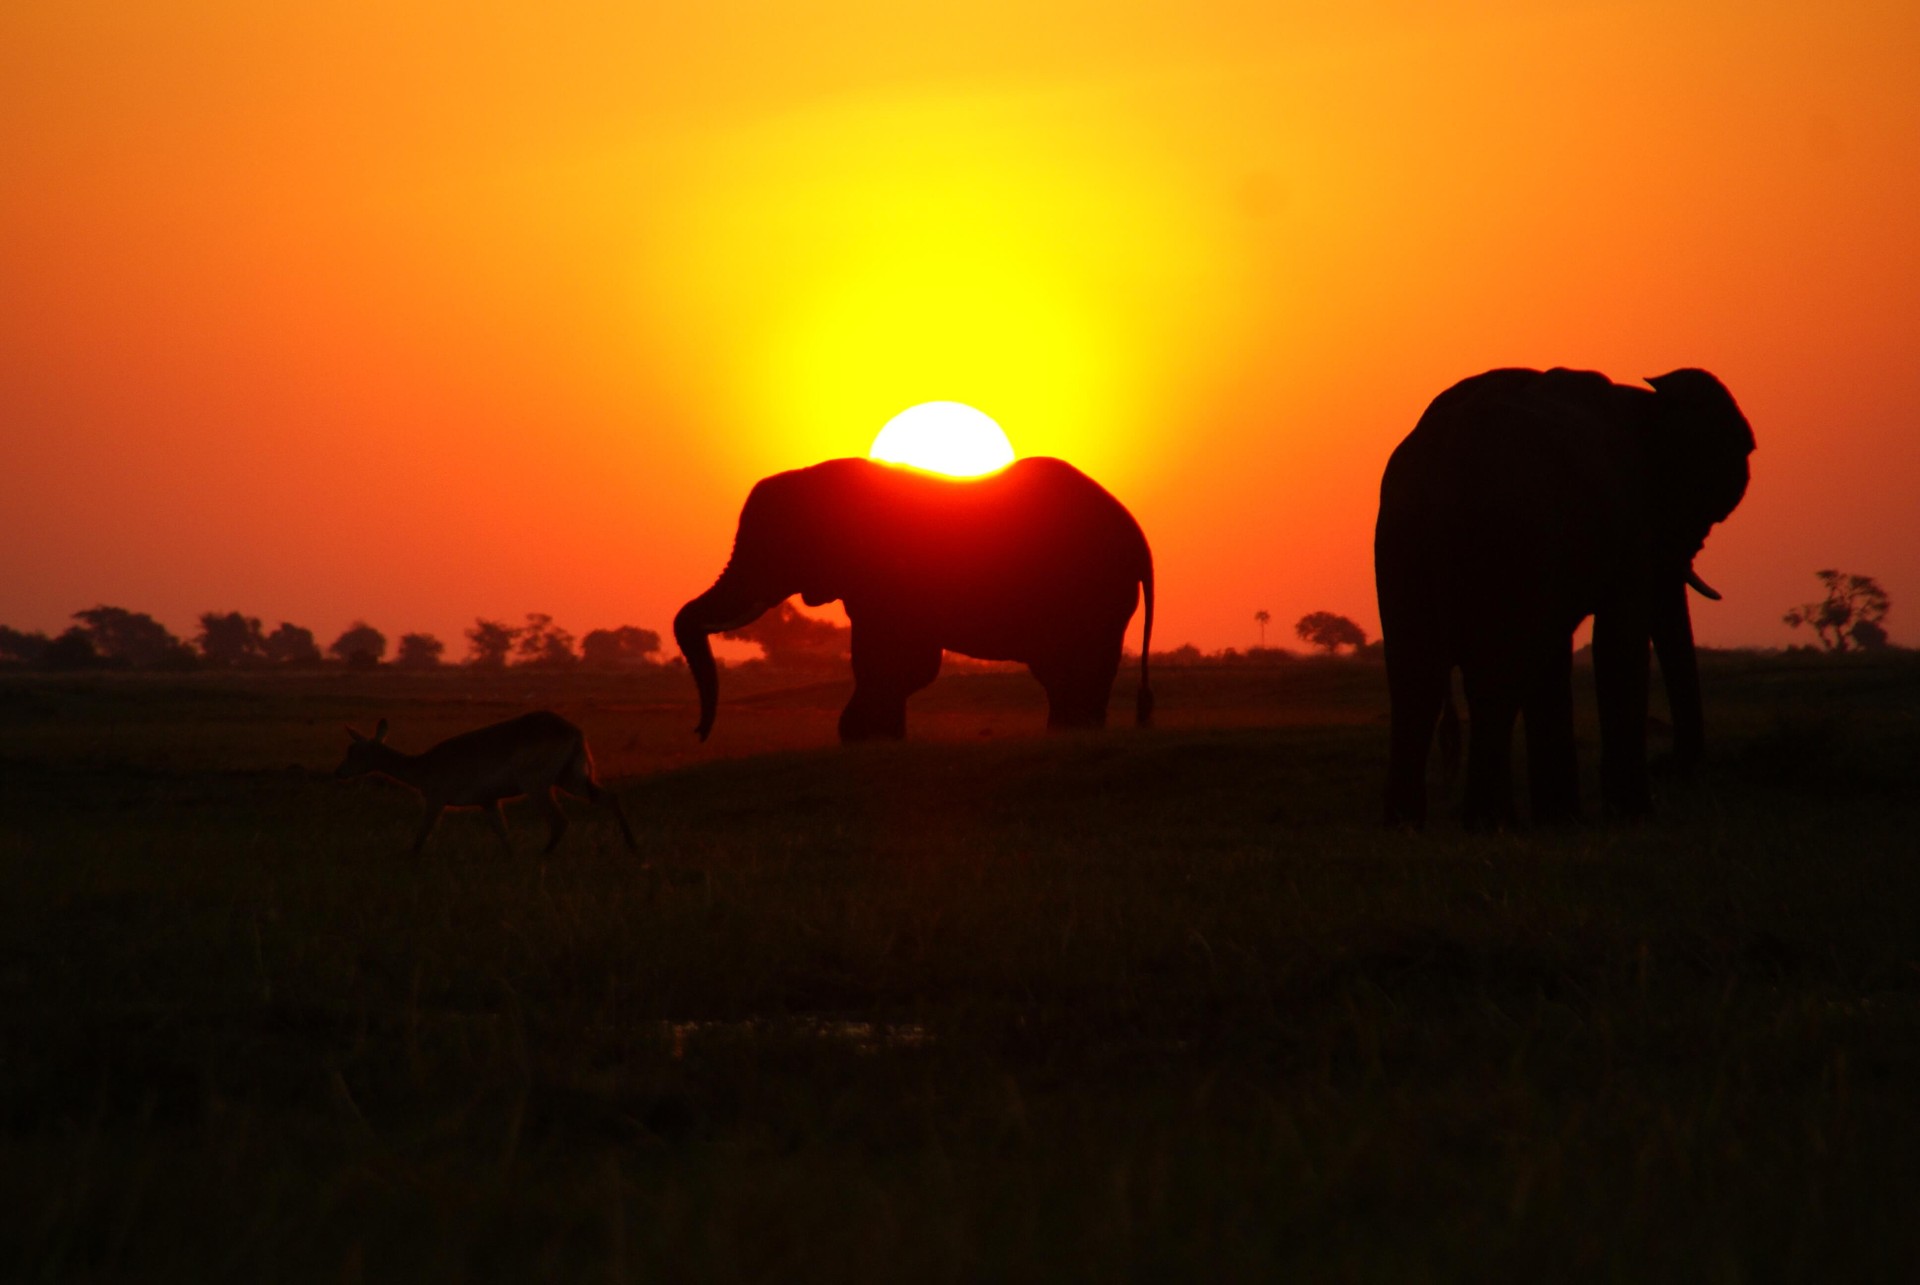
[[335, 712, 638, 855]]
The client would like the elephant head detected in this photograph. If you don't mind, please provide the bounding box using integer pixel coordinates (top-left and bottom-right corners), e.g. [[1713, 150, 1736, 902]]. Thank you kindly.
[[673, 461, 867, 740], [1642, 368, 1755, 768]]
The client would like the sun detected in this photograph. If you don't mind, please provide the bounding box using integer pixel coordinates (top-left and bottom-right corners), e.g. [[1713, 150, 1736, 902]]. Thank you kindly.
[[869, 402, 1016, 477]]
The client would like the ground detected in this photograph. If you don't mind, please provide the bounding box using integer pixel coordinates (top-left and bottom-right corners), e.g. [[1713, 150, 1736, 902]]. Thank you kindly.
[[2, 653, 1917, 1281]]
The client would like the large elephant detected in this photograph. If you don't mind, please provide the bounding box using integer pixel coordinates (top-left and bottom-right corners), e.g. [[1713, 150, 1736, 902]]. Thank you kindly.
[[675, 456, 1155, 742], [1375, 367, 1754, 828]]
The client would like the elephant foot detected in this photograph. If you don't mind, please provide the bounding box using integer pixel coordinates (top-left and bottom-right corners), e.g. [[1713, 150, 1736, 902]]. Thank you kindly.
[[1599, 768, 1652, 820], [1382, 790, 1426, 830], [837, 700, 908, 743], [1528, 787, 1583, 828], [837, 718, 904, 743], [1601, 795, 1653, 822], [1461, 801, 1517, 833]]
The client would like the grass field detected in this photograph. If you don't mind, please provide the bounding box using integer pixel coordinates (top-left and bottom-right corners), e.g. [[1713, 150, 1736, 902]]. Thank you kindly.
[[3, 653, 1917, 1282]]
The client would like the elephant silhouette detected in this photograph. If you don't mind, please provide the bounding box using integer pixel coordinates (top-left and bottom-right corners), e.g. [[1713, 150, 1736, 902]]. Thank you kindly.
[[675, 456, 1155, 742], [1375, 367, 1754, 828]]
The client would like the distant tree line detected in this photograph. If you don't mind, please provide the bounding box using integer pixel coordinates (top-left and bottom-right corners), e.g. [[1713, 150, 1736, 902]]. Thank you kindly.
[[0, 603, 859, 672], [0, 607, 678, 672], [0, 602, 1358, 672], [8, 578, 1889, 673]]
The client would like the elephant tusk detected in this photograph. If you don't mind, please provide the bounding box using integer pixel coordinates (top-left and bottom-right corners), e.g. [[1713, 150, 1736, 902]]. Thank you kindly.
[[1685, 569, 1722, 601]]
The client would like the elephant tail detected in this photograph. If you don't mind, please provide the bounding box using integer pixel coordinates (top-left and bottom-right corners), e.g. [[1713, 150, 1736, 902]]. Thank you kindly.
[[1135, 550, 1156, 728], [1437, 690, 1461, 782]]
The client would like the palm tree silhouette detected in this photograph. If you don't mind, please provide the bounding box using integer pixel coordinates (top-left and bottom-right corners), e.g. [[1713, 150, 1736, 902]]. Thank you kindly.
[[1254, 609, 1271, 650]]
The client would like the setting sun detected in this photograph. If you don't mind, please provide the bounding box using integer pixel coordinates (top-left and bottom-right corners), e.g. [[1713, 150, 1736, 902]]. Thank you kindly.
[[869, 402, 1017, 477]]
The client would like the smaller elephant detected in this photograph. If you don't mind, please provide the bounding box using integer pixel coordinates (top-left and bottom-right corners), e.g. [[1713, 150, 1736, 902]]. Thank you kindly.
[[1375, 367, 1754, 828], [675, 456, 1155, 742]]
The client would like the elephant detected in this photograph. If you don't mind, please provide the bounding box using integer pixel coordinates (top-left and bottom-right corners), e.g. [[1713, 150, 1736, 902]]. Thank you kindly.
[[675, 456, 1156, 742], [1374, 367, 1754, 828]]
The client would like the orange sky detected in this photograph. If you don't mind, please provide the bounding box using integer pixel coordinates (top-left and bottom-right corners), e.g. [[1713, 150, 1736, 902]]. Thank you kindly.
[[3, 1, 1916, 655]]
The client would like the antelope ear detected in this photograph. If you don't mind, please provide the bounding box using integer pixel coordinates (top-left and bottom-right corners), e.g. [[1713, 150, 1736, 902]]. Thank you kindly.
[[374, 718, 389, 743], [346, 724, 366, 743]]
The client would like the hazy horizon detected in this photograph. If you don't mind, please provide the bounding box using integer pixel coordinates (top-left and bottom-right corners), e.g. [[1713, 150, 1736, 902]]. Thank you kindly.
[[5, 2, 1916, 652]]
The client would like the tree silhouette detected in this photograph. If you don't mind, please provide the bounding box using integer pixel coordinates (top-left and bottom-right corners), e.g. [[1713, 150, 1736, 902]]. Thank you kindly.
[[329, 622, 387, 668], [1784, 570, 1892, 651], [262, 622, 321, 666], [73, 606, 194, 668], [1294, 611, 1368, 655], [581, 626, 662, 669], [465, 619, 519, 668], [394, 633, 446, 669], [0, 625, 50, 665], [42, 627, 100, 670], [196, 611, 266, 667], [1254, 609, 1271, 649], [721, 602, 850, 667], [515, 613, 577, 668]]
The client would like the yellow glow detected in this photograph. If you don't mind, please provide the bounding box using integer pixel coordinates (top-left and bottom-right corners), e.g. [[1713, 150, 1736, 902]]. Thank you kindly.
[[869, 402, 1015, 477], [636, 89, 1253, 484]]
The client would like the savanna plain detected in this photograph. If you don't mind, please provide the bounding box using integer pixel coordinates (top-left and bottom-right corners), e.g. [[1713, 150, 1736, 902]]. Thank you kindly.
[[3, 653, 1917, 1282]]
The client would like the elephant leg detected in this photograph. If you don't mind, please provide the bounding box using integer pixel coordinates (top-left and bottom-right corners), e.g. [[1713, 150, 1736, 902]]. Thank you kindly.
[[1523, 638, 1580, 825], [1384, 644, 1450, 827], [839, 627, 942, 742], [412, 803, 445, 854], [485, 800, 514, 857], [1593, 610, 1652, 817], [1461, 666, 1521, 831], [1652, 583, 1704, 776], [1034, 635, 1125, 731], [532, 787, 570, 853]]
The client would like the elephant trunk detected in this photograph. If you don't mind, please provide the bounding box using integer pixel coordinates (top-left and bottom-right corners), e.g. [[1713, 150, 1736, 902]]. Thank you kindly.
[[673, 604, 723, 743], [674, 566, 780, 742], [1651, 578, 1704, 773]]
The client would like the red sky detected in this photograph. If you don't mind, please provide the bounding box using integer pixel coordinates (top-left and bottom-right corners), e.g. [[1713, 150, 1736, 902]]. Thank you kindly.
[[3, 1, 1916, 654]]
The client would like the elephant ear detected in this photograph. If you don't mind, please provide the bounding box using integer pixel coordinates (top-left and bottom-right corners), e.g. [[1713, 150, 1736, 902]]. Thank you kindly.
[[1646, 369, 1755, 450], [797, 459, 888, 606], [1646, 368, 1755, 539]]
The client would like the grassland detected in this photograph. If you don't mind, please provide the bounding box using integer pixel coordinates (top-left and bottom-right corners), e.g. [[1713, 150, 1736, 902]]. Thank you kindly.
[[2, 653, 1917, 1282]]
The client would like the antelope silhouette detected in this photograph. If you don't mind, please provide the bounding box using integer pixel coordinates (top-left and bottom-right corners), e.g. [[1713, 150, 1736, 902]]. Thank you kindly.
[[335, 712, 638, 855]]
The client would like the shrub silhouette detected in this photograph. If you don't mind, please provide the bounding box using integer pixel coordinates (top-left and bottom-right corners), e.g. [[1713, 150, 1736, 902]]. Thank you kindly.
[[263, 622, 322, 666], [329, 622, 387, 669], [1784, 570, 1892, 651], [73, 606, 195, 669], [42, 627, 101, 670], [197, 611, 266, 667], [1295, 611, 1368, 655], [0, 626, 50, 665], [720, 602, 850, 668], [465, 619, 518, 668], [515, 613, 577, 668], [581, 626, 662, 668], [394, 633, 446, 669]]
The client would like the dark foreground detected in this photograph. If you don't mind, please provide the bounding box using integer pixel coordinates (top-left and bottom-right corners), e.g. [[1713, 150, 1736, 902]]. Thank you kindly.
[[2, 654, 1917, 1282]]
